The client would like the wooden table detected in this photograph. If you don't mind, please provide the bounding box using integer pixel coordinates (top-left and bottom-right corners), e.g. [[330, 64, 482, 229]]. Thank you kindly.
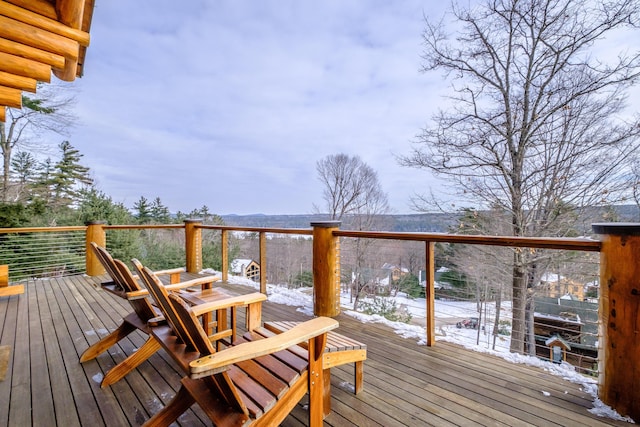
[[177, 287, 265, 344]]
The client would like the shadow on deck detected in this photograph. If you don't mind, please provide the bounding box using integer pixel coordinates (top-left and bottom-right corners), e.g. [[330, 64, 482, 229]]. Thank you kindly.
[[0, 275, 628, 426]]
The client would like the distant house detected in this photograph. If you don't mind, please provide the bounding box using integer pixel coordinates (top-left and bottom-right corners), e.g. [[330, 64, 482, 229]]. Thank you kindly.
[[231, 258, 260, 282], [538, 273, 585, 300], [381, 263, 409, 283]]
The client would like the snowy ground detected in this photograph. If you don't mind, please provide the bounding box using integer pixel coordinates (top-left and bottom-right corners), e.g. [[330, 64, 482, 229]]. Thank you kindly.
[[204, 270, 634, 423]]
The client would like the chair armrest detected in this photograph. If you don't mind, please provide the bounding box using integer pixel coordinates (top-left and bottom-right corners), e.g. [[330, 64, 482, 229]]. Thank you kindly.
[[152, 267, 186, 276], [190, 292, 267, 317], [125, 276, 220, 300], [148, 315, 165, 326], [125, 289, 149, 300], [163, 276, 220, 291], [131, 267, 186, 281], [189, 317, 338, 378]]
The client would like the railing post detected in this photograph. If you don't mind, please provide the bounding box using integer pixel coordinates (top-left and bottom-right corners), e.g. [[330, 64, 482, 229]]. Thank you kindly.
[[311, 221, 341, 317], [221, 229, 229, 281], [425, 241, 435, 346], [592, 223, 640, 422], [259, 231, 267, 294], [184, 219, 202, 273], [85, 221, 106, 276]]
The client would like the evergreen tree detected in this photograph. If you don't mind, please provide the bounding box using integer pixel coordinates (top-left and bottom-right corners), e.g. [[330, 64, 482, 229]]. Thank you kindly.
[[49, 141, 93, 208], [0, 87, 75, 202], [150, 197, 171, 223], [75, 188, 133, 225], [33, 157, 55, 205], [133, 196, 152, 224], [9, 151, 38, 202]]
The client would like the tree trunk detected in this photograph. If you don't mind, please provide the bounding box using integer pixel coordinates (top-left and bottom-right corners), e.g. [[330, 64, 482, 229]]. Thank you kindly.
[[525, 296, 536, 356], [492, 286, 503, 351], [510, 252, 527, 353], [0, 121, 9, 202]]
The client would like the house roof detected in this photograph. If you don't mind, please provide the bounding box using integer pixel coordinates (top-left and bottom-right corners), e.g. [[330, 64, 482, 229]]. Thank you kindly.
[[545, 335, 572, 350], [231, 258, 256, 273], [0, 0, 95, 122]]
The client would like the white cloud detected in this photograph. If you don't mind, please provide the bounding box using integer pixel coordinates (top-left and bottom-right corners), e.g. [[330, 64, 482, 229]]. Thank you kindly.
[[66, 1, 637, 215]]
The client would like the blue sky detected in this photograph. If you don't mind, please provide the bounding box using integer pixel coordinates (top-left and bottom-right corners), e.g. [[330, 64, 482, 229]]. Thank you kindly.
[[65, 1, 639, 216], [66, 1, 449, 215]]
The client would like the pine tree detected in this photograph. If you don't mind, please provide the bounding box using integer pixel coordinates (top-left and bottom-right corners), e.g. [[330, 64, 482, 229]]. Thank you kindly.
[[9, 151, 38, 202], [133, 196, 152, 224], [49, 141, 93, 208], [150, 197, 171, 223]]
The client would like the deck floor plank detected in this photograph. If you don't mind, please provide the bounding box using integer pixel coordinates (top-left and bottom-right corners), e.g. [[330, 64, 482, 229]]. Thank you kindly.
[[0, 291, 19, 426], [0, 276, 631, 426], [38, 277, 81, 427], [54, 274, 129, 426], [9, 278, 34, 426], [47, 276, 104, 427]]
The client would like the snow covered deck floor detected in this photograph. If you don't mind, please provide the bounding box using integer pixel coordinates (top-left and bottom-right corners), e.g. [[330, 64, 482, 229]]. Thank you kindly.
[[0, 275, 630, 426]]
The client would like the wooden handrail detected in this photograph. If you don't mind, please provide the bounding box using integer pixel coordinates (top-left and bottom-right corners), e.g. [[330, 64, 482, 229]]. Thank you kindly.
[[0, 225, 85, 233], [197, 224, 313, 236], [104, 224, 184, 230], [334, 230, 601, 251]]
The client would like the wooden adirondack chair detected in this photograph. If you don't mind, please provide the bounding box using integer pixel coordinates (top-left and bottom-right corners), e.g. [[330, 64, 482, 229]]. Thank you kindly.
[[135, 264, 338, 427], [81, 242, 220, 387]]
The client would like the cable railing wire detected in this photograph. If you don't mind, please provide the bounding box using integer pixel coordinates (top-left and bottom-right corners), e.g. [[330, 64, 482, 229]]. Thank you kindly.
[[0, 230, 86, 280]]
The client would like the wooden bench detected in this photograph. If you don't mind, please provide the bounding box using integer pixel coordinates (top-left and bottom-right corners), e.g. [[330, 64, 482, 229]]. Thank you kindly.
[[0, 265, 24, 298], [264, 320, 366, 416]]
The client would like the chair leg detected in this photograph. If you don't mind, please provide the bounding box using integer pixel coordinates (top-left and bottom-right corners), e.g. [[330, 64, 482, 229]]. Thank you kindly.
[[143, 384, 195, 427], [355, 360, 364, 394], [101, 336, 161, 387], [323, 368, 331, 418], [80, 321, 137, 362], [308, 336, 325, 427]]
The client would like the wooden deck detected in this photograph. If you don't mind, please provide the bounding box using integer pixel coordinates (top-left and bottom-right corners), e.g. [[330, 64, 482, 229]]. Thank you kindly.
[[0, 274, 629, 426]]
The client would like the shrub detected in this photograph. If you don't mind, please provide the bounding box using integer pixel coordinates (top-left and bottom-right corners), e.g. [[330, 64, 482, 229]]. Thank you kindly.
[[358, 297, 412, 323]]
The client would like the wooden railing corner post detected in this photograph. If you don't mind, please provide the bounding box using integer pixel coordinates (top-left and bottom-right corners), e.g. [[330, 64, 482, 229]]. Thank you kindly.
[[425, 241, 436, 346], [311, 221, 341, 317], [592, 222, 640, 423], [185, 219, 203, 273], [85, 221, 106, 276]]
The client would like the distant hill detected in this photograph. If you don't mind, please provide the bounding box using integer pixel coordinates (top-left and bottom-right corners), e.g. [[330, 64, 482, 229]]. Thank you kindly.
[[221, 213, 459, 232], [220, 205, 640, 234]]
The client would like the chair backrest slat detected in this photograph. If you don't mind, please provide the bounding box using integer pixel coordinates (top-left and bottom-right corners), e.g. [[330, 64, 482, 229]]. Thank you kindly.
[[168, 292, 216, 356], [90, 242, 156, 321], [134, 260, 247, 415], [133, 259, 194, 347], [168, 286, 247, 415]]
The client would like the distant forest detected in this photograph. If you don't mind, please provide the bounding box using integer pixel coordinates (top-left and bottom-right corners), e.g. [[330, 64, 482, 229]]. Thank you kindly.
[[221, 205, 640, 234]]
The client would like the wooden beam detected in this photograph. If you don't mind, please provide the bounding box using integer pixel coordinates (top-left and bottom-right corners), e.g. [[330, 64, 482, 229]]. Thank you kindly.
[[0, 38, 65, 69], [0, 15, 79, 60], [52, 57, 77, 82], [0, 106, 5, 122], [0, 1, 90, 46], [0, 51, 51, 82], [5, 0, 57, 20], [0, 85, 22, 108], [0, 70, 36, 92], [56, 0, 85, 29]]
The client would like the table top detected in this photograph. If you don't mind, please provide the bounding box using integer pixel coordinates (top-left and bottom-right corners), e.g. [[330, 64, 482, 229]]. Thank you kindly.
[[177, 287, 235, 306]]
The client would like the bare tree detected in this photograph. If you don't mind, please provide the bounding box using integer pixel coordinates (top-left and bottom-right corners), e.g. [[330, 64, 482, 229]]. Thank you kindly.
[[315, 153, 391, 308], [0, 84, 76, 202], [400, 0, 640, 353]]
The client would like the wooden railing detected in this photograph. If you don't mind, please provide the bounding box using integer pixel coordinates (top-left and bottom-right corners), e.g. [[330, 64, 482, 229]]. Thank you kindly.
[[1, 220, 638, 421]]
